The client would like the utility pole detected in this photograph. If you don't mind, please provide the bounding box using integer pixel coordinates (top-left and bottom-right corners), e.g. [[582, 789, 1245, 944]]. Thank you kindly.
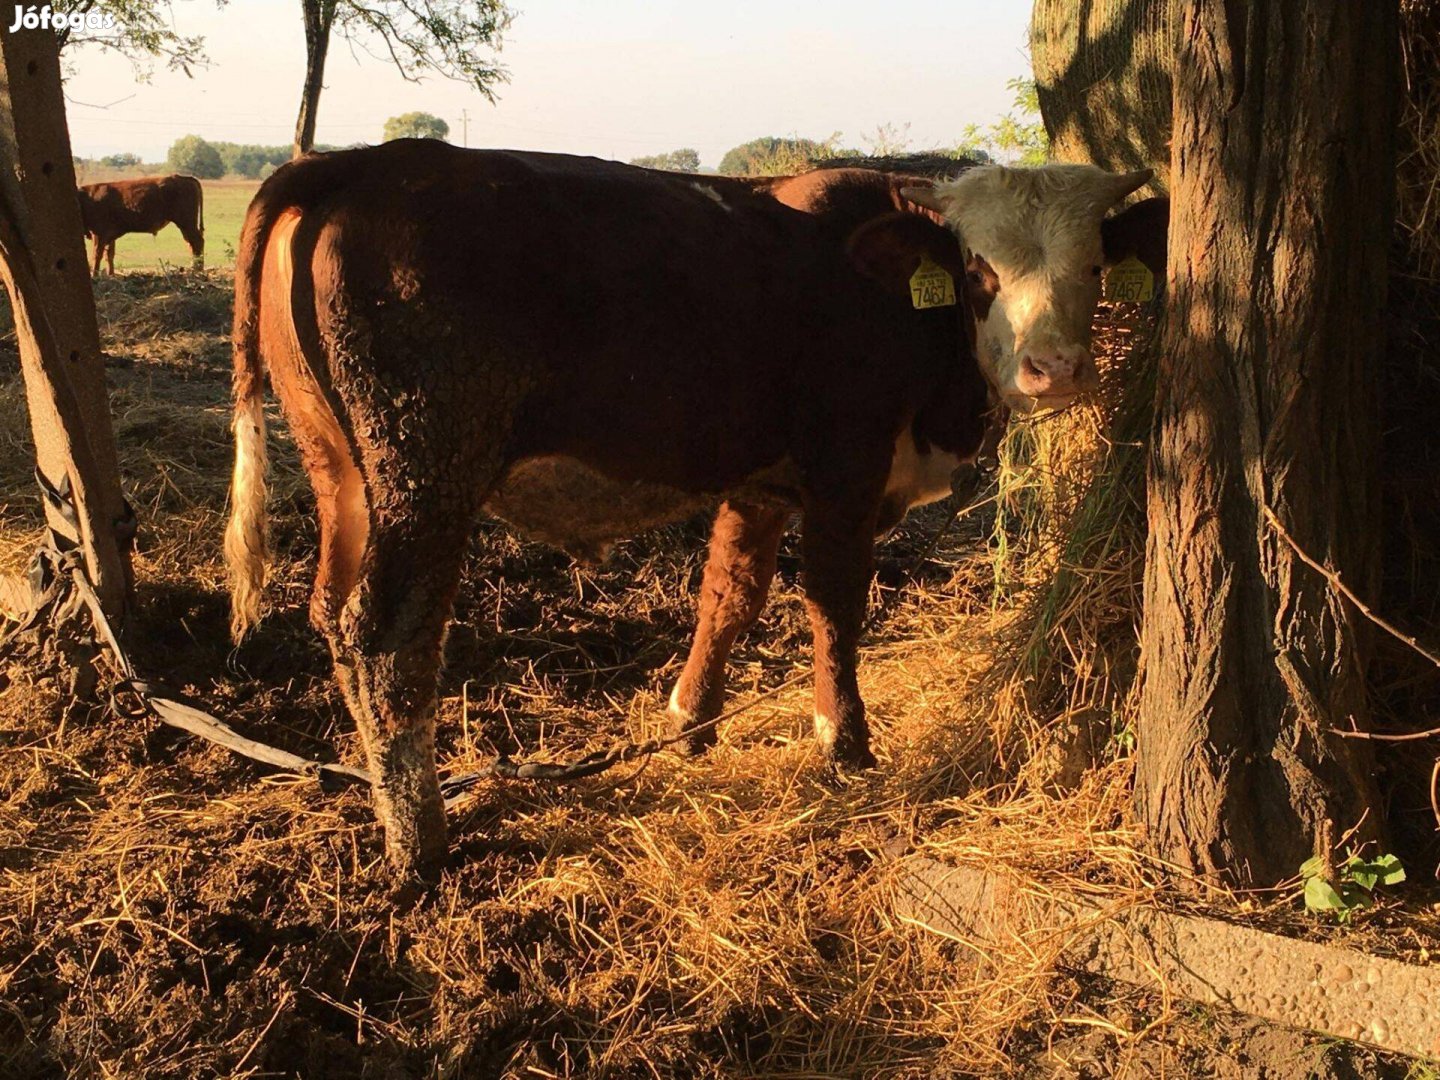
[[460, 108, 469, 148]]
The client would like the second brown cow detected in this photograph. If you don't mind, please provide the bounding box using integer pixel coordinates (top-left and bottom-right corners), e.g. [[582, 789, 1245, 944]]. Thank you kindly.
[[77, 173, 205, 275]]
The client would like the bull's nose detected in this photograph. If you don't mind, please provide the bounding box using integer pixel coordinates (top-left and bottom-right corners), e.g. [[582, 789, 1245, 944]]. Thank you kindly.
[[1015, 348, 1094, 399]]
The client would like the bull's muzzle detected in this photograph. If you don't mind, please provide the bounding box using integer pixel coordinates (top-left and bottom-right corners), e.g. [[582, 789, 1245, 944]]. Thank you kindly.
[[1014, 343, 1097, 405]]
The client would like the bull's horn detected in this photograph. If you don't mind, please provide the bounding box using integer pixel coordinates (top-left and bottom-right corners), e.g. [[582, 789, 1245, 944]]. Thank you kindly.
[[901, 185, 947, 214], [1109, 168, 1155, 202]]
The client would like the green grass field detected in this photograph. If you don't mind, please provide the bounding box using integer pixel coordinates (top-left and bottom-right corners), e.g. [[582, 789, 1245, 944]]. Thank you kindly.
[[97, 179, 258, 272]]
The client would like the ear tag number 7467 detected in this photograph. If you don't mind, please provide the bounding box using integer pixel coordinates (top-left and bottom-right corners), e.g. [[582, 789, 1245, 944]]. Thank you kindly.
[[910, 256, 957, 310], [1104, 256, 1155, 302]]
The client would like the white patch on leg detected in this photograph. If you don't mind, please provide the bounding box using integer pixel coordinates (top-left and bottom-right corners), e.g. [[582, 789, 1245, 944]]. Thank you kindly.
[[668, 683, 694, 723], [813, 712, 838, 747]]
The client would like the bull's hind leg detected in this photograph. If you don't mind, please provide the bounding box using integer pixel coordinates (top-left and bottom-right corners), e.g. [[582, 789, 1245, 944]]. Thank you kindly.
[[179, 221, 204, 270], [668, 500, 788, 754], [333, 500, 477, 880]]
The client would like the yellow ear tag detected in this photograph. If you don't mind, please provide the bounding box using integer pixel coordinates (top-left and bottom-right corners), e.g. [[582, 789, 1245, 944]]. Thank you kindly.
[[909, 256, 957, 310], [1104, 256, 1155, 302]]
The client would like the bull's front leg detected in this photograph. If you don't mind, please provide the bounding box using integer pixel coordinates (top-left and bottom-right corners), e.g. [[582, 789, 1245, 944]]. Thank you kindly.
[[668, 500, 789, 754], [800, 495, 879, 769]]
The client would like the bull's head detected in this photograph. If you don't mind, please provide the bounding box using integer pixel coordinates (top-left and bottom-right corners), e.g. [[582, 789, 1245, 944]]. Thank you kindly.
[[904, 164, 1159, 413]]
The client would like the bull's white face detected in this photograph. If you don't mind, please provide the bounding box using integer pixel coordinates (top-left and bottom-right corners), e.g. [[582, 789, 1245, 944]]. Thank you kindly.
[[905, 165, 1152, 413]]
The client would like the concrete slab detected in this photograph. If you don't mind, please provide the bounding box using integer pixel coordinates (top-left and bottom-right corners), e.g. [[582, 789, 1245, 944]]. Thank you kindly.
[[893, 857, 1440, 1062]]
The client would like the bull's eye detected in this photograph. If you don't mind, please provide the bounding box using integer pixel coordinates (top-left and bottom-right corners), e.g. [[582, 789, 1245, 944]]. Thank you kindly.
[[1091, 265, 1103, 277], [967, 270, 983, 285]]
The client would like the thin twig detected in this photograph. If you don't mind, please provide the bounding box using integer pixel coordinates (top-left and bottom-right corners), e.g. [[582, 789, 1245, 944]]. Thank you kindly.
[[1431, 758, 1439, 830], [1262, 505, 1440, 742], [233, 990, 292, 1074]]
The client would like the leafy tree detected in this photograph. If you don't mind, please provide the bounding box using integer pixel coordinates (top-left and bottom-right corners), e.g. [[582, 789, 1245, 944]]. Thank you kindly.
[[717, 135, 839, 176], [212, 142, 293, 178], [383, 112, 451, 142], [51, 0, 208, 77], [960, 78, 1049, 165], [629, 148, 701, 173], [166, 134, 224, 179], [292, 0, 511, 157], [100, 152, 142, 169]]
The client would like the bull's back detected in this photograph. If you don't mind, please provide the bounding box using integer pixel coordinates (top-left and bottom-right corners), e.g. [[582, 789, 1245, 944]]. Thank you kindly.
[[290, 144, 859, 485]]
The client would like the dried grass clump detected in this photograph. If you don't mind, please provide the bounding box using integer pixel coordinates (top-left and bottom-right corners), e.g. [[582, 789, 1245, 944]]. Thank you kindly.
[[969, 301, 1159, 794]]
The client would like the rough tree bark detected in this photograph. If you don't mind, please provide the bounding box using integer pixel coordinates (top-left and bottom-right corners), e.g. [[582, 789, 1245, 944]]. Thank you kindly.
[[1137, 0, 1396, 885], [1031, 0, 1178, 190], [0, 21, 131, 619], [292, 0, 338, 158]]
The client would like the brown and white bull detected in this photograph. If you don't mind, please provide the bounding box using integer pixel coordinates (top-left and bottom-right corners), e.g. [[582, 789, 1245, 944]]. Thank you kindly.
[[77, 174, 205, 275], [224, 140, 1165, 878]]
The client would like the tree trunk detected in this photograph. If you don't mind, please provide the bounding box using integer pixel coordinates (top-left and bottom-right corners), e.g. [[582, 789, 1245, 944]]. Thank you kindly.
[[0, 22, 131, 619], [1137, 0, 1396, 886], [292, 0, 337, 158], [1031, 0, 1178, 189]]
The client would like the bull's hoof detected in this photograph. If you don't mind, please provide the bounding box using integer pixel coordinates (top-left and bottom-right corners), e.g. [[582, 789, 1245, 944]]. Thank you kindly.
[[384, 830, 449, 886], [815, 713, 876, 770], [831, 741, 878, 771], [667, 714, 719, 757], [667, 690, 720, 757]]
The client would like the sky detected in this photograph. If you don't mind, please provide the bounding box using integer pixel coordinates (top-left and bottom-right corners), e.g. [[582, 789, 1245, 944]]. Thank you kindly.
[[60, 0, 1034, 170]]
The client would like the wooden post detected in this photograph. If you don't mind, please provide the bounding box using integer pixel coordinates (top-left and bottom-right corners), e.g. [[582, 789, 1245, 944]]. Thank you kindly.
[[0, 20, 131, 619]]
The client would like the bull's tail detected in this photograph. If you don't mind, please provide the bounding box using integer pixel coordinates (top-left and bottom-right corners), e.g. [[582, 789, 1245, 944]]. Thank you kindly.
[[224, 150, 356, 641], [224, 171, 274, 641], [225, 350, 269, 641]]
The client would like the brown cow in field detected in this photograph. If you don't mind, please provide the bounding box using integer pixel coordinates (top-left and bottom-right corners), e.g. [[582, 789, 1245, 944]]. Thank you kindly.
[[77, 174, 205, 275], [224, 140, 1165, 878]]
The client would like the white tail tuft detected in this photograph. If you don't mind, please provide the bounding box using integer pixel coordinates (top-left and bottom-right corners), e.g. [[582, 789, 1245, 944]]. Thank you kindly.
[[224, 392, 269, 641]]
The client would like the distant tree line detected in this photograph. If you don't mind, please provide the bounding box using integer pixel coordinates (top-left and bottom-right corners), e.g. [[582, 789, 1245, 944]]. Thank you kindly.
[[105, 113, 451, 183], [76, 135, 355, 183], [78, 82, 1047, 185], [165, 135, 354, 179], [633, 87, 1047, 177], [717, 136, 842, 176], [629, 148, 700, 173]]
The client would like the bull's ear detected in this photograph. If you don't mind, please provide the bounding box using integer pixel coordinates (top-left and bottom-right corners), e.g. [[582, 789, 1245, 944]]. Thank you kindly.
[[1106, 167, 1155, 204], [1101, 196, 1170, 276], [847, 213, 958, 296], [899, 185, 947, 215]]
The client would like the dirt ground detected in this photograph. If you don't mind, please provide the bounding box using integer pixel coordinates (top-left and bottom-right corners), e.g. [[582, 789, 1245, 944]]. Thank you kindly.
[[1, 272, 1435, 1078]]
